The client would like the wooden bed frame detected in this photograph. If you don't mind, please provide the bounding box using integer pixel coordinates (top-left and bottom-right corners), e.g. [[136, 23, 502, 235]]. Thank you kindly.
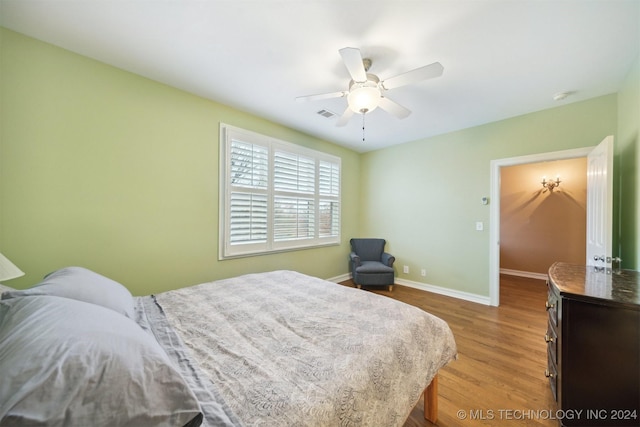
[[424, 374, 439, 423]]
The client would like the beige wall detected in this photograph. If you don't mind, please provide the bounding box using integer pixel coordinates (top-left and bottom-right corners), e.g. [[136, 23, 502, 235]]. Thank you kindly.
[[500, 158, 587, 275]]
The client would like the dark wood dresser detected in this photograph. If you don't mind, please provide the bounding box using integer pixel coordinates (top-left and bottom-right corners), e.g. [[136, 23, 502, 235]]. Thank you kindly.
[[546, 262, 639, 426]]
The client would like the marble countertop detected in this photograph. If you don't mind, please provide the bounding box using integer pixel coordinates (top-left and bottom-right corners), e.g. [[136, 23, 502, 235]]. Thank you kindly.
[[548, 262, 640, 307]]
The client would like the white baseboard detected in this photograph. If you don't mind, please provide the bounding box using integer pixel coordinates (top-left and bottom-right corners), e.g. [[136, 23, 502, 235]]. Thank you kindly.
[[395, 278, 491, 305], [328, 273, 491, 305], [500, 268, 547, 281], [326, 273, 351, 283]]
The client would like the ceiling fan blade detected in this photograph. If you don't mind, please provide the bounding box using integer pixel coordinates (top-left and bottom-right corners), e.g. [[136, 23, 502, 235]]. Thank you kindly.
[[380, 62, 444, 90], [336, 108, 354, 127], [295, 91, 347, 102], [378, 96, 411, 119], [339, 47, 367, 82]]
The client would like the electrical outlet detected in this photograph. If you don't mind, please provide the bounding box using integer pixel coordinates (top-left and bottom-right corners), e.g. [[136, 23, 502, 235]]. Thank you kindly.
[[421, 269, 426, 277], [403, 265, 409, 274], [476, 221, 484, 231]]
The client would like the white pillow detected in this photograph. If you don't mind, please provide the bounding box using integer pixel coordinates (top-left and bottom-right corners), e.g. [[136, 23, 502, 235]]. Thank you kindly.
[[1, 266, 134, 318], [0, 295, 202, 427]]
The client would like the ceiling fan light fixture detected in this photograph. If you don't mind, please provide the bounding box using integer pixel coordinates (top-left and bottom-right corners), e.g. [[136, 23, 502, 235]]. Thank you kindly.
[[297, 47, 443, 125], [347, 83, 381, 114]]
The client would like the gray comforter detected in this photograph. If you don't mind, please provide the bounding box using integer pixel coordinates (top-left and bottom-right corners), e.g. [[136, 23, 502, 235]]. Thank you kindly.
[[140, 270, 457, 427]]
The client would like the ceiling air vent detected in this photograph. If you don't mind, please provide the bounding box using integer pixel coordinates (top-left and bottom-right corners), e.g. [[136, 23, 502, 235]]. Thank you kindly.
[[317, 109, 336, 118]]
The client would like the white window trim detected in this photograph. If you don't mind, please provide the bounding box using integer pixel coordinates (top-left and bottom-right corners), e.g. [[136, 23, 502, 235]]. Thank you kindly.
[[219, 123, 341, 259]]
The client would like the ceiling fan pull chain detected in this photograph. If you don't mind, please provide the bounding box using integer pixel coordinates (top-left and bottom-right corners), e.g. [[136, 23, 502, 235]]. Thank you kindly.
[[362, 113, 366, 142]]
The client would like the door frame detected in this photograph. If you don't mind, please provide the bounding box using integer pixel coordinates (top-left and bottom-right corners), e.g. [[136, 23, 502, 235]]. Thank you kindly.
[[489, 146, 594, 306]]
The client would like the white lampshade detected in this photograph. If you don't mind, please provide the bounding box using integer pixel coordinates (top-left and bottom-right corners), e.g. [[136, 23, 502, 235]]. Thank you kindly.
[[0, 252, 25, 282], [347, 84, 381, 114]]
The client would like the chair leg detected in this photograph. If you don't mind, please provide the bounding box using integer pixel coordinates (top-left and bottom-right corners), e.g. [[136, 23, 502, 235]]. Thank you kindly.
[[388, 285, 393, 292], [355, 284, 362, 289]]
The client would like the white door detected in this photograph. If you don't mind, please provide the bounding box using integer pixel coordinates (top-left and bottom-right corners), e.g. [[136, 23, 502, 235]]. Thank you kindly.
[[586, 136, 613, 267]]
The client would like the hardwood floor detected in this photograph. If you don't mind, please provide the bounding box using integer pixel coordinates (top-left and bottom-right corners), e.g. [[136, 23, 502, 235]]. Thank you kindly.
[[340, 275, 558, 427]]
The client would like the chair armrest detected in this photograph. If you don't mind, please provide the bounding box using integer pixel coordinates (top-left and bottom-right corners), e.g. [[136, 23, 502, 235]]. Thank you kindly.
[[381, 252, 395, 267], [349, 252, 361, 267]]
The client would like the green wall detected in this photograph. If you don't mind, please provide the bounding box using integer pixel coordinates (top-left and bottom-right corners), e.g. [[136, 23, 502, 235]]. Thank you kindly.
[[2, 27, 638, 299], [617, 54, 640, 269], [0, 28, 360, 294], [359, 94, 620, 296]]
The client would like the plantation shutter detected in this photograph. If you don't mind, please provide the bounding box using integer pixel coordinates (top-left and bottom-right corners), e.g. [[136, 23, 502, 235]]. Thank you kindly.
[[274, 151, 315, 193], [273, 151, 316, 241], [220, 124, 341, 259], [228, 140, 268, 245], [319, 160, 340, 238]]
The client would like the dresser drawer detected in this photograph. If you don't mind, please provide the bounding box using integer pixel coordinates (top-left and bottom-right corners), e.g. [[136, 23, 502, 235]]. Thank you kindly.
[[546, 281, 558, 326], [545, 321, 558, 364], [545, 350, 558, 402]]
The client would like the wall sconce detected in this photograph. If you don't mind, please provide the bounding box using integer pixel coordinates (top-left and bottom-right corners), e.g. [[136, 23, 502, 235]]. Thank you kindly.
[[541, 176, 561, 192]]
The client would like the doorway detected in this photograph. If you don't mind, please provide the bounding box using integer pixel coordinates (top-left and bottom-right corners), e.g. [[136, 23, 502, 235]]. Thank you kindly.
[[500, 157, 588, 278], [489, 147, 593, 306]]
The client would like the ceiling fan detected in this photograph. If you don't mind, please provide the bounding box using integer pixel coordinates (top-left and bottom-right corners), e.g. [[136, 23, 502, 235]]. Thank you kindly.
[[296, 47, 444, 126]]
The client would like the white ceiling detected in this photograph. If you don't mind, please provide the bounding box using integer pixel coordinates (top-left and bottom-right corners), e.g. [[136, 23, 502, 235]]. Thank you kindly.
[[1, 1, 638, 153]]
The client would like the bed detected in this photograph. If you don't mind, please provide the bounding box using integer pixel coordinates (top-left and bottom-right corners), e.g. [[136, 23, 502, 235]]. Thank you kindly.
[[0, 267, 457, 427]]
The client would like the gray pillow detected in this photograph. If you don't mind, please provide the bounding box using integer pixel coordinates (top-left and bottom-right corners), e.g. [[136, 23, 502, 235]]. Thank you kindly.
[[0, 283, 15, 297], [1, 266, 134, 318], [0, 295, 203, 427]]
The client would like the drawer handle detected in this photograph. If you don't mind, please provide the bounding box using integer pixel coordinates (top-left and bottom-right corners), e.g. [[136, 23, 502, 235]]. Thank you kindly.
[[544, 334, 554, 343], [545, 369, 555, 378], [545, 301, 555, 310]]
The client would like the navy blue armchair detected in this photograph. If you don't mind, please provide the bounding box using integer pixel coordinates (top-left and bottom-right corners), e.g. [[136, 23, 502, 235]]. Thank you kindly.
[[349, 238, 395, 291]]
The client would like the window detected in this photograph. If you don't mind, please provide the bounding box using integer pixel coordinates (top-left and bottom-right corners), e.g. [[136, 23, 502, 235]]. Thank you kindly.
[[219, 124, 341, 259]]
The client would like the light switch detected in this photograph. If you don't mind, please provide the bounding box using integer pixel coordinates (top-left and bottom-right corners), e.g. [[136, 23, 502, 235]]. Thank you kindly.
[[476, 221, 484, 231]]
